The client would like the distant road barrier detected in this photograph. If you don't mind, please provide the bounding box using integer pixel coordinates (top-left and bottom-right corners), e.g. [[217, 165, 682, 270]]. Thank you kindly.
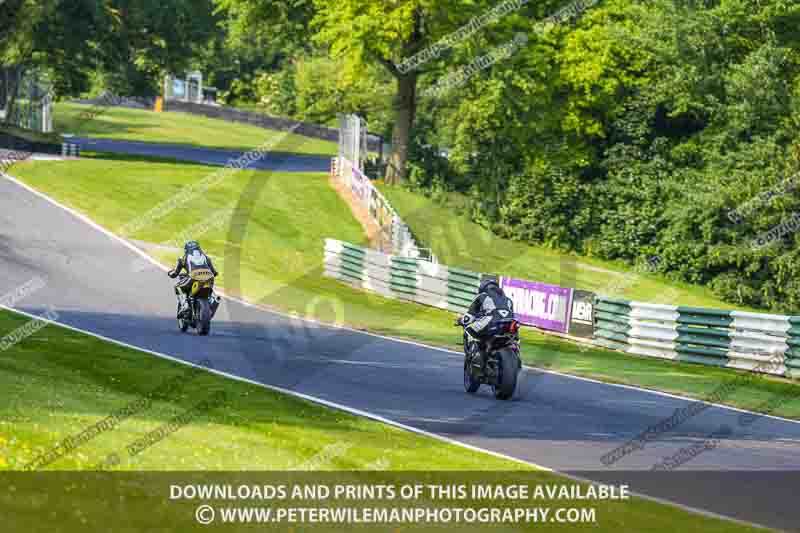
[[0, 130, 61, 155], [788, 318, 800, 377], [61, 143, 80, 157], [594, 297, 795, 377], [323, 239, 479, 314], [323, 240, 800, 379]]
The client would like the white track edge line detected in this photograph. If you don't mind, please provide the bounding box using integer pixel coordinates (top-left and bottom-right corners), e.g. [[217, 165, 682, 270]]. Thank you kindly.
[[0, 303, 543, 470]]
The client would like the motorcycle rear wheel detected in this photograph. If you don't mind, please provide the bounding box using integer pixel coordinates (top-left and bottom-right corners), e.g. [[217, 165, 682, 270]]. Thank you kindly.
[[197, 299, 212, 336], [493, 348, 518, 400]]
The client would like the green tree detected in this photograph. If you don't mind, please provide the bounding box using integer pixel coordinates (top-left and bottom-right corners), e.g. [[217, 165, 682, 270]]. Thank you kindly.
[[409, 0, 800, 311], [312, 0, 541, 183], [0, 0, 52, 119], [2, 0, 219, 108], [292, 54, 393, 134]]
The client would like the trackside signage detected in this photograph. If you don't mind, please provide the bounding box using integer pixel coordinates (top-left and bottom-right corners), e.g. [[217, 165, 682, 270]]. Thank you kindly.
[[499, 277, 574, 333], [569, 290, 596, 338]]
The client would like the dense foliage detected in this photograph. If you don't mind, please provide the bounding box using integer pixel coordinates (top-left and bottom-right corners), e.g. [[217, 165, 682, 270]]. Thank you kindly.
[[405, 0, 800, 312], [4, 0, 800, 310], [1, 0, 219, 99]]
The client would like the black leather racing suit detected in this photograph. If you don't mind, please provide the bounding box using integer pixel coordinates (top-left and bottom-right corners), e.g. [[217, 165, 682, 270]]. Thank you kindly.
[[463, 286, 515, 371]]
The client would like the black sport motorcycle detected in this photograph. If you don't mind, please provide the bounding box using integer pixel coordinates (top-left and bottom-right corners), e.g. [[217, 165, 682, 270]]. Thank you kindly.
[[176, 268, 220, 336], [456, 316, 522, 400]]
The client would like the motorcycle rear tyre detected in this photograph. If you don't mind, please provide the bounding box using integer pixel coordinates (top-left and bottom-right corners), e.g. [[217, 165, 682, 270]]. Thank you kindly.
[[198, 299, 212, 336], [493, 348, 518, 400]]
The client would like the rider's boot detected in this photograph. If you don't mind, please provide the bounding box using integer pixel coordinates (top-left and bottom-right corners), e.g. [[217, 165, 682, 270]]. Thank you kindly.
[[468, 341, 483, 372], [478, 342, 489, 376], [209, 292, 220, 318], [176, 293, 189, 318]]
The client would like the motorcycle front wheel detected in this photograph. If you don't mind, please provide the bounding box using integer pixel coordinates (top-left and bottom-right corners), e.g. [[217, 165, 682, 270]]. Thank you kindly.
[[463, 358, 480, 393]]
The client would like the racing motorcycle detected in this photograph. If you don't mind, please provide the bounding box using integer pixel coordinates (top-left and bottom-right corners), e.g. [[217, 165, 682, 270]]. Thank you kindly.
[[455, 315, 522, 400], [177, 267, 220, 336]]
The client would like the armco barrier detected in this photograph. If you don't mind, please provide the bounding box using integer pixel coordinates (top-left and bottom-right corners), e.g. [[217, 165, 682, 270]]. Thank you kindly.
[[787, 317, 800, 378], [61, 143, 80, 157], [323, 239, 479, 314], [594, 296, 791, 376], [323, 240, 799, 379]]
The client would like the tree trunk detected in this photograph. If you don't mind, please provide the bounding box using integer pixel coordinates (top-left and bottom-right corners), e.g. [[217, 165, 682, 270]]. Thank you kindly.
[[384, 72, 417, 185], [3, 65, 23, 123]]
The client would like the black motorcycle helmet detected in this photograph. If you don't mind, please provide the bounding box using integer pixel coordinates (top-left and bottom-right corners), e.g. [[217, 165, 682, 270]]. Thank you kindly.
[[479, 278, 500, 294], [184, 240, 201, 254]]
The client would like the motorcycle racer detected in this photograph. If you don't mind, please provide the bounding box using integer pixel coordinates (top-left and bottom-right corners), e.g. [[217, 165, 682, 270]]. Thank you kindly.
[[168, 240, 219, 318], [461, 279, 516, 373]]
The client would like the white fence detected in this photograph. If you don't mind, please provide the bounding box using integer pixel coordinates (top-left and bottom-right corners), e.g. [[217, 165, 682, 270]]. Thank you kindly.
[[1, 68, 54, 133], [595, 298, 795, 377], [324, 239, 479, 314], [332, 156, 436, 262]]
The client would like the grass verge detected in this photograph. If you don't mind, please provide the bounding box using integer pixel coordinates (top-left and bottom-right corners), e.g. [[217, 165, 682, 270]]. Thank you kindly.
[[0, 308, 523, 471], [55, 102, 339, 157], [0, 308, 767, 532], [376, 185, 759, 311]]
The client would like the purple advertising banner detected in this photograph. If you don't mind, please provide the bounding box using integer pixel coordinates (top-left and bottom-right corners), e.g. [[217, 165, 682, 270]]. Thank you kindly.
[[499, 276, 574, 333]]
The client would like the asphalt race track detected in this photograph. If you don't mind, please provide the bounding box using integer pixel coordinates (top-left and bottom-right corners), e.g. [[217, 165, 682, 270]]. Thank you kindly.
[[72, 137, 331, 172], [3, 175, 800, 532]]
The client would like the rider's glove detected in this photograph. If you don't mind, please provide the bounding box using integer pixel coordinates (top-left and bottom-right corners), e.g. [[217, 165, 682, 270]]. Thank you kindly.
[[168, 269, 177, 278], [461, 313, 474, 326]]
